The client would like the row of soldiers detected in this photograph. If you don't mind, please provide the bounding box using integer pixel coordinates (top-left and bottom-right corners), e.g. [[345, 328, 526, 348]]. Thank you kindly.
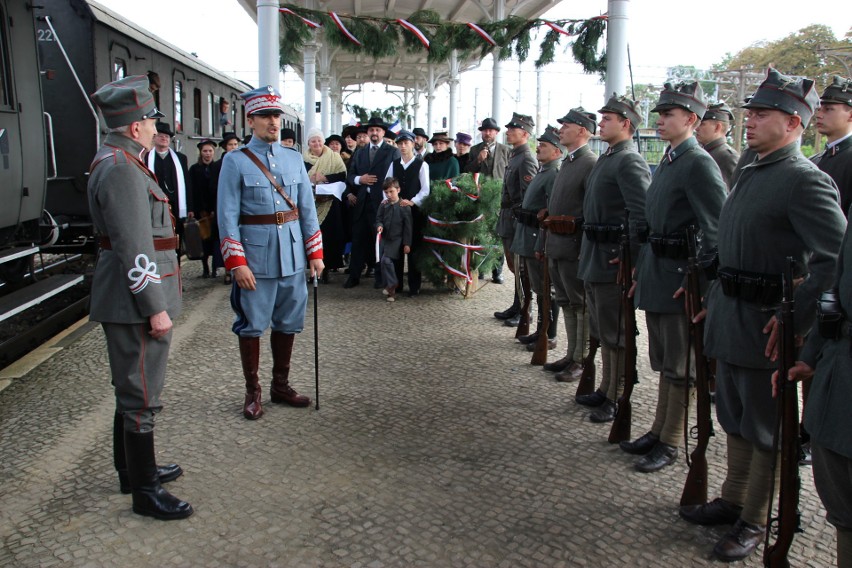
[[488, 69, 852, 564]]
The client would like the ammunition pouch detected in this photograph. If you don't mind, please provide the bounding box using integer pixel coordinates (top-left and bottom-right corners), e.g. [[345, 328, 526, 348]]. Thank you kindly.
[[543, 215, 582, 235], [583, 223, 623, 243], [817, 288, 846, 340], [717, 266, 783, 305], [648, 232, 688, 259]]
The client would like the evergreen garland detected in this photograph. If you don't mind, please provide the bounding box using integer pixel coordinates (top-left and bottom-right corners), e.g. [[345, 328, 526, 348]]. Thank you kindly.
[[415, 173, 502, 293], [278, 6, 607, 75]]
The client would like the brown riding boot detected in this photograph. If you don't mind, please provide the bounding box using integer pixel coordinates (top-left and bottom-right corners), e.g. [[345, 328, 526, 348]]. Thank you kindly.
[[239, 336, 263, 420], [270, 332, 311, 407]]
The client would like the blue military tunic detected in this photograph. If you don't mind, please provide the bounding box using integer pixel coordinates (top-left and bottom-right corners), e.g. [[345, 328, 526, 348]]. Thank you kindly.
[[217, 137, 322, 336]]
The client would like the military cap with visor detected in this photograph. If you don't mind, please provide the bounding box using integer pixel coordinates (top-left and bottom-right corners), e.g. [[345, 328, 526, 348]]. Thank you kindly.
[[702, 102, 735, 122], [90, 75, 165, 128], [599, 94, 643, 128], [505, 112, 535, 135], [537, 125, 565, 150], [820, 75, 852, 107], [557, 107, 597, 134], [651, 81, 708, 118], [241, 85, 285, 116], [395, 130, 416, 143], [742, 67, 819, 127]]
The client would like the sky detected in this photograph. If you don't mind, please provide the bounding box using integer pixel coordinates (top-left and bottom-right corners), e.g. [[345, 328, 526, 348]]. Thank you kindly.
[[96, 0, 851, 135]]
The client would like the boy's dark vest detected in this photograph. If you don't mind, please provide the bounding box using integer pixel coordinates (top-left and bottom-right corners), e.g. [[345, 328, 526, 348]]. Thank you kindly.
[[392, 158, 424, 201]]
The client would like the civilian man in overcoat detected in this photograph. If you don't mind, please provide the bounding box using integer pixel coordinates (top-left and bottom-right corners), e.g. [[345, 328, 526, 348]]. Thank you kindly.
[[88, 75, 192, 520]]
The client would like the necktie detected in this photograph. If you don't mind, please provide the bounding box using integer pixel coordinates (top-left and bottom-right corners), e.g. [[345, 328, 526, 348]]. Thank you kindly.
[[369, 145, 378, 162]]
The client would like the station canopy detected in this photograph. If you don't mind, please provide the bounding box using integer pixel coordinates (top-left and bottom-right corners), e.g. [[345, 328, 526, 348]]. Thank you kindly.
[[237, 0, 561, 91]]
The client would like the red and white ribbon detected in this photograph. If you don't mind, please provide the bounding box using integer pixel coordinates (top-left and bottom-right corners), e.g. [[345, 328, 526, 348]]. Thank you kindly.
[[466, 23, 496, 46], [545, 21, 576, 36], [427, 213, 485, 227], [397, 19, 430, 49], [375, 232, 382, 263], [279, 8, 321, 28], [329, 12, 362, 46], [473, 172, 481, 191], [423, 236, 489, 283], [444, 179, 479, 201]]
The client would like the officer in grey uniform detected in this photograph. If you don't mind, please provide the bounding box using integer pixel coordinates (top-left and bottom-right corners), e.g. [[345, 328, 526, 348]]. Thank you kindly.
[[218, 86, 324, 420], [682, 68, 847, 563], [88, 75, 193, 520], [695, 102, 740, 191], [496, 113, 539, 326], [576, 95, 650, 423], [812, 76, 852, 215], [624, 82, 726, 473], [510, 126, 563, 350], [543, 108, 599, 381]]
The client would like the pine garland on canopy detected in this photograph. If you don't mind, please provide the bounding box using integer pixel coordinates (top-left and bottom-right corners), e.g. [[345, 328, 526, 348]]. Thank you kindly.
[[415, 173, 502, 296], [278, 6, 607, 76]]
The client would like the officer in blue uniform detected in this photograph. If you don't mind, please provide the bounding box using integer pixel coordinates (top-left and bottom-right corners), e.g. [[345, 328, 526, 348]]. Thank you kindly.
[[217, 86, 324, 420]]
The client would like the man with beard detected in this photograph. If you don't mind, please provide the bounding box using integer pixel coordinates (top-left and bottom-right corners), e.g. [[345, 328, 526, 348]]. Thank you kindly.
[[217, 85, 324, 420], [413, 127, 430, 158], [344, 117, 401, 288]]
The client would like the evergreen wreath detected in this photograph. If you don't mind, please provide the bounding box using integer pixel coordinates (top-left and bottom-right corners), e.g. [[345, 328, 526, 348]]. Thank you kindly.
[[279, 7, 607, 77]]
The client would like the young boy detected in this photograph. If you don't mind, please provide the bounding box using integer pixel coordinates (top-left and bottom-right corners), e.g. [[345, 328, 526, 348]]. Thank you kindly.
[[376, 178, 412, 302]]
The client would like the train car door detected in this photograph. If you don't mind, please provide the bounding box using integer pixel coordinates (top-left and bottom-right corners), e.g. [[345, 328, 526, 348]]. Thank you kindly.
[[0, 0, 25, 237]]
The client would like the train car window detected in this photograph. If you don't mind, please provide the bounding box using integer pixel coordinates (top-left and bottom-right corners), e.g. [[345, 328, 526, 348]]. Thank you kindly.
[[240, 104, 245, 137], [193, 87, 201, 136], [207, 92, 215, 136], [174, 80, 183, 133], [0, 6, 12, 109], [113, 58, 127, 81]]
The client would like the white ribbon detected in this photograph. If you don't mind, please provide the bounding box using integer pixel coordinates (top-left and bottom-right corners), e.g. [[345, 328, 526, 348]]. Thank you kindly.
[[147, 148, 187, 218]]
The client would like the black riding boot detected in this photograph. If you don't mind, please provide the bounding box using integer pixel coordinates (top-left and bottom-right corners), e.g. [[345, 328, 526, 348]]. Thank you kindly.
[[124, 430, 193, 520], [114, 412, 182, 494]]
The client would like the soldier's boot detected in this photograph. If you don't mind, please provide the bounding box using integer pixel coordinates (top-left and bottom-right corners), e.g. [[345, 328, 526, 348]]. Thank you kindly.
[[124, 430, 193, 521], [239, 336, 263, 420], [200, 258, 209, 278], [494, 292, 520, 320], [525, 300, 558, 351], [518, 296, 543, 344], [114, 412, 182, 494], [270, 331, 311, 407]]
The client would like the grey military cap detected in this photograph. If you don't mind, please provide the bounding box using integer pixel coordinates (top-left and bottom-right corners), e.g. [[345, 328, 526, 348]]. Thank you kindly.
[[820, 75, 852, 107], [652, 81, 708, 118], [599, 94, 643, 128], [742, 67, 819, 127], [537, 125, 564, 150], [557, 107, 597, 134], [505, 112, 535, 135], [702, 102, 735, 122], [90, 75, 165, 128]]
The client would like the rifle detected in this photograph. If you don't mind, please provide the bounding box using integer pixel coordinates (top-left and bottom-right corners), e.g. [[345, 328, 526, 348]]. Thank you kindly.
[[575, 335, 599, 398], [680, 226, 714, 507], [608, 215, 639, 444], [764, 258, 802, 568], [531, 246, 551, 365], [515, 253, 532, 338]]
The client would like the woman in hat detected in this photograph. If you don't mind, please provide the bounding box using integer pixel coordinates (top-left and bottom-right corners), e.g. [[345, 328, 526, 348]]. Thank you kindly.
[[454, 132, 473, 171], [424, 131, 460, 181], [188, 138, 223, 279], [303, 128, 347, 281], [210, 133, 241, 283]]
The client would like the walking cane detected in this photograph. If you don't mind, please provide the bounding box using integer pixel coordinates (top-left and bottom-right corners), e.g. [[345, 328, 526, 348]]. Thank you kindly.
[[313, 273, 319, 410]]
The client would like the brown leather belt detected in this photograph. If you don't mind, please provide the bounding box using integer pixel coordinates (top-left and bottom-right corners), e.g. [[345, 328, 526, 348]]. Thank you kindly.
[[99, 236, 178, 251], [543, 215, 582, 235], [239, 210, 299, 225]]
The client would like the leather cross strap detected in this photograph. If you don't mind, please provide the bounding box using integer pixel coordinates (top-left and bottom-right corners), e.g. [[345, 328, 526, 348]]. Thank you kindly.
[[240, 148, 297, 211]]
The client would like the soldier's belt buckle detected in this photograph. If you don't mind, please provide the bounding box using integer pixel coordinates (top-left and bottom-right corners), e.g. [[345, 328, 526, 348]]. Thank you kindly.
[[275, 211, 286, 224]]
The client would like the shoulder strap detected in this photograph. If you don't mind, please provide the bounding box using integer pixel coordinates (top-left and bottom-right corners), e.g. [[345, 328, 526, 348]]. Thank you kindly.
[[240, 147, 297, 210]]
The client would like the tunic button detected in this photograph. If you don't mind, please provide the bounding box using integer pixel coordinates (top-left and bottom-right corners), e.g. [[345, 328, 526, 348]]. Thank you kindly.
[[271, 163, 276, 167], [276, 200, 280, 204]]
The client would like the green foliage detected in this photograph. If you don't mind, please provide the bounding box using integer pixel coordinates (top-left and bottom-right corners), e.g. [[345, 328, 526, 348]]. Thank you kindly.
[[277, 5, 607, 75], [346, 104, 410, 125], [416, 173, 502, 288]]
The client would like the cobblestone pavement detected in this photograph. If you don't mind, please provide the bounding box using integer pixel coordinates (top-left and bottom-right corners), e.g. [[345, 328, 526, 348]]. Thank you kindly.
[[0, 261, 837, 567]]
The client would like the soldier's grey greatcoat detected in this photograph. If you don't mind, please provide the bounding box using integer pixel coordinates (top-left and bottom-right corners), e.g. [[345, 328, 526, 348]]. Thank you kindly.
[[578, 139, 650, 284], [464, 140, 511, 179], [635, 136, 726, 314], [811, 135, 852, 215], [88, 133, 181, 432], [545, 145, 597, 262], [496, 144, 538, 240], [702, 137, 740, 191], [511, 158, 560, 258]]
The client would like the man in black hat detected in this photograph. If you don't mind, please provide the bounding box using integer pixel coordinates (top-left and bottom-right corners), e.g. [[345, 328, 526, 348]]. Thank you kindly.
[[280, 128, 297, 149], [812, 76, 852, 215], [496, 112, 538, 325], [510, 126, 563, 351], [576, 94, 649, 423], [625, 82, 726, 473], [683, 68, 846, 563], [88, 75, 192, 520], [344, 116, 400, 288], [146, 122, 190, 256], [542, 107, 598, 382], [412, 127, 430, 158], [695, 102, 740, 191]]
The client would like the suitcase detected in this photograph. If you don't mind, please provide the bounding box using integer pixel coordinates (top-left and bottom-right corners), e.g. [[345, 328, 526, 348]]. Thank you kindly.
[[183, 218, 204, 260]]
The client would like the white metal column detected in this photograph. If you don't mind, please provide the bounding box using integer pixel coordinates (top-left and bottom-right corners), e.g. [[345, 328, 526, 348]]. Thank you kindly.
[[318, 44, 331, 135], [257, 0, 280, 91], [426, 66, 435, 133], [412, 85, 420, 128], [491, 0, 505, 125], [448, 51, 460, 137], [303, 42, 318, 143], [605, 0, 629, 102]]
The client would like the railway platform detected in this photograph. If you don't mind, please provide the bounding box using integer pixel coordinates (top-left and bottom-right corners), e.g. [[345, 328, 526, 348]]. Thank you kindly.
[[0, 260, 838, 567]]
